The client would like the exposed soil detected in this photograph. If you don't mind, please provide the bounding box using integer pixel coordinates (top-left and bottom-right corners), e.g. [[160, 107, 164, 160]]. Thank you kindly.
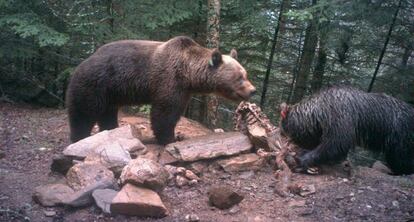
[[1, 102, 414, 222]]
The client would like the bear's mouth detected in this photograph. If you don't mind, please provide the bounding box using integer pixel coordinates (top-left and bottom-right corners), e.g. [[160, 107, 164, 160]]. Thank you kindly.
[[236, 92, 249, 101]]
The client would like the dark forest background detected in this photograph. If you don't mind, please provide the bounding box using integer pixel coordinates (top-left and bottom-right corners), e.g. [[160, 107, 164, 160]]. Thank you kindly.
[[1, 0, 413, 129]]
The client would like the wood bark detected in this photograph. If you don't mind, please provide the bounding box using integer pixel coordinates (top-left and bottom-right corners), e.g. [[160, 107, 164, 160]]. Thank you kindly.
[[203, 0, 221, 128], [311, 33, 327, 92], [290, 0, 318, 103]]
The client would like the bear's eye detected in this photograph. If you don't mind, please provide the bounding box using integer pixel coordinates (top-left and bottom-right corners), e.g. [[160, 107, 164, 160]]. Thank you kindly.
[[238, 78, 244, 85]]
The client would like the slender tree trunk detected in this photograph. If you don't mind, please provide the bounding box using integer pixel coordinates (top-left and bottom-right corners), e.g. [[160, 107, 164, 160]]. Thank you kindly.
[[203, 0, 220, 128], [260, 0, 287, 108], [290, 0, 318, 103], [107, 0, 114, 33], [287, 30, 304, 103], [401, 47, 412, 68], [311, 33, 327, 92], [367, 0, 402, 92]]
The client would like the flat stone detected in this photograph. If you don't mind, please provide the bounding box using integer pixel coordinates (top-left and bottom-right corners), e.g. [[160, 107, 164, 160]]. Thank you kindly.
[[33, 183, 74, 207], [208, 185, 244, 209], [62, 178, 116, 207], [166, 132, 253, 162], [119, 158, 169, 192], [66, 162, 115, 191], [110, 184, 168, 217], [83, 142, 131, 176], [63, 125, 146, 158], [159, 150, 179, 165], [217, 153, 265, 172], [43, 210, 56, 217], [92, 189, 118, 214]]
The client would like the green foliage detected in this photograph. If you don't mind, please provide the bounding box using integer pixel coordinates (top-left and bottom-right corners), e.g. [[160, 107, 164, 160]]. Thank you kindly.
[[0, 13, 69, 47]]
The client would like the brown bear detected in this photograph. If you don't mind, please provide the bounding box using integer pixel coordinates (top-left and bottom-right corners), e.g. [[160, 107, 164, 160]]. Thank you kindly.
[[66, 36, 256, 145]]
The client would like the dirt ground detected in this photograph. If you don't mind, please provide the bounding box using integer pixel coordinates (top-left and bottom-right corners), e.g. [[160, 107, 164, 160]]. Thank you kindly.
[[1, 102, 414, 222]]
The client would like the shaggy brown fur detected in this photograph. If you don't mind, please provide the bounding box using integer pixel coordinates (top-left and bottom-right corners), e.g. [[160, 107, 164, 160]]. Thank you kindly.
[[66, 36, 256, 145]]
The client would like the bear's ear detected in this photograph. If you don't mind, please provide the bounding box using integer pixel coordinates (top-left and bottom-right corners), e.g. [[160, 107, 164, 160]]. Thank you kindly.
[[209, 49, 222, 67], [230, 48, 238, 60], [280, 102, 290, 119]]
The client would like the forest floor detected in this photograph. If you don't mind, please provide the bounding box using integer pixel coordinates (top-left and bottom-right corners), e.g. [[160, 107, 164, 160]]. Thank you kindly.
[[1, 102, 414, 222]]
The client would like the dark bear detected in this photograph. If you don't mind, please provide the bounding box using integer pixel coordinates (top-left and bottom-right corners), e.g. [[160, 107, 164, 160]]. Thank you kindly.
[[280, 86, 414, 175], [66, 36, 256, 145]]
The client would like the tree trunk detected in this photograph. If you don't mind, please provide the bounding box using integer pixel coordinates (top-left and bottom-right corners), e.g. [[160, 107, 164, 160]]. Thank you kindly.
[[367, 0, 402, 92], [106, 0, 114, 33], [203, 0, 220, 128], [401, 47, 412, 68], [311, 32, 327, 92], [260, 0, 288, 108], [290, 0, 318, 103], [287, 31, 304, 103]]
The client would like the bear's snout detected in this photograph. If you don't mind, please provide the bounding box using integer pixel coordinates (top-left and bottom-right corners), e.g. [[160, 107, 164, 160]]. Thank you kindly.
[[249, 89, 257, 97]]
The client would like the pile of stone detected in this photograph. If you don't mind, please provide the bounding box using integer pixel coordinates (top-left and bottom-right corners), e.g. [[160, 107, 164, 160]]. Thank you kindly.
[[33, 118, 264, 218]]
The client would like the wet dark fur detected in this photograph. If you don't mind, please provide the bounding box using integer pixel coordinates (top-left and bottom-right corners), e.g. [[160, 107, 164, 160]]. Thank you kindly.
[[66, 36, 255, 145], [280, 86, 414, 175]]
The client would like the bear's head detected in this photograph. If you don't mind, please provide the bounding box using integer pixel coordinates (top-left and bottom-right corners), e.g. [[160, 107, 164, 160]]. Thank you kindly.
[[208, 49, 256, 101]]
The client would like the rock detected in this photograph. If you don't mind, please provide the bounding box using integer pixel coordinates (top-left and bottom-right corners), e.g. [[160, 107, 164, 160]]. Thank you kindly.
[[66, 162, 115, 191], [214, 128, 224, 133], [63, 178, 116, 207], [188, 179, 198, 186], [33, 183, 74, 207], [63, 125, 146, 158], [159, 150, 179, 165], [185, 214, 200, 221], [184, 170, 200, 181], [176, 167, 186, 175], [92, 189, 118, 214], [166, 132, 253, 162], [392, 200, 399, 208], [164, 165, 178, 174], [217, 153, 265, 172], [0, 150, 5, 159], [299, 184, 316, 197], [119, 158, 169, 192], [83, 142, 131, 176], [208, 185, 244, 209], [288, 200, 306, 207], [229, 205, 241, 214], [188, 161, 209, 175], [110, 184, 168, 217], [176, 175, 189, 187], [43, 210, 56, 217], [139, 144, 161, 161], [372, 161, 392, 174], [50, 154, 76, 175]]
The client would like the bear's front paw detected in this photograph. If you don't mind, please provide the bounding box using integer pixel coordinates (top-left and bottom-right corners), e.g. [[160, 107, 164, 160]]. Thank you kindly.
[[298, 152, 317, 169]]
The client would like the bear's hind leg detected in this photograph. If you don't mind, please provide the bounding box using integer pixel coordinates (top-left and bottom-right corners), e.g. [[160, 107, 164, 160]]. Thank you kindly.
[[151, 104, 182, 145], [97, 108, 119, 131]]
